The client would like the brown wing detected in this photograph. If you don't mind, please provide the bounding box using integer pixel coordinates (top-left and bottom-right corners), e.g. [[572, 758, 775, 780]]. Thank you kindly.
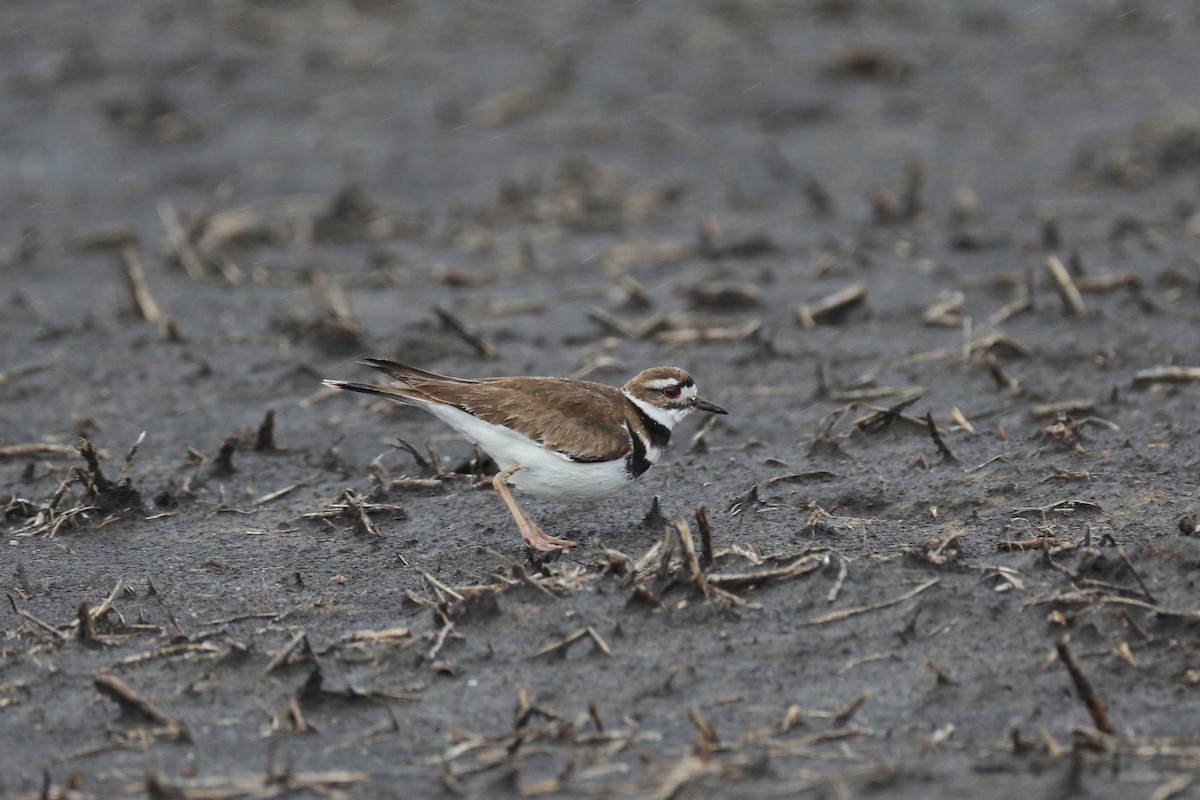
[[412, 376, 633, 463]]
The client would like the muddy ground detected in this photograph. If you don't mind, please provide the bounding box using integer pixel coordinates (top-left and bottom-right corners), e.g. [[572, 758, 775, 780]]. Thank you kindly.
[[4, 1, 1200, 798]]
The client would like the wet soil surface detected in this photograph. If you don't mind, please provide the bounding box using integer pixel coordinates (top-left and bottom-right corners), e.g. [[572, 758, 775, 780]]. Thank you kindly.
[[4, 2, 1200, 798]]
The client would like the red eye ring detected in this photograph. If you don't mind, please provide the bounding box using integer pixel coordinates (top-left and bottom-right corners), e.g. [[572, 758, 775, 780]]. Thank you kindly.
[[662, 385, 681, 399]]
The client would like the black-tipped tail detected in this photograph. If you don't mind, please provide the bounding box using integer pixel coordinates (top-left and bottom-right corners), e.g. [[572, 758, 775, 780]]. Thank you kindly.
[[323, 378, 427, 406], [324, 379, 391, 398]]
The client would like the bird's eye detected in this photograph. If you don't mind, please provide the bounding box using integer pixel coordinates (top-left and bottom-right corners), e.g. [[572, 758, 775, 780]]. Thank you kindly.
[[662, 385, 681, 399]]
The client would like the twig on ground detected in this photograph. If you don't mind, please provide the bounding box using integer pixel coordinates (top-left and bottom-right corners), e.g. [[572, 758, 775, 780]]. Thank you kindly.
[[145, 769, 370, 799], [146, 572, 187, 639], [796, 283, 867, 329], [386, 437, 432, 473], [695, 505, 714, 568], [809, 579, 939, 625], [434, 305, 500, 359], [1133, 366, 1200, 387], [253, 478, 313, 507], [1117, 549, 1155, 602], [707, 553, 825, 589], [855, 394, 924, 433], [120, 247, 182, 340], [0, 443, 78, 459], [1055, 636, 1115, 734], [425, 610, 456, 662], [255, 409, 277, 451], [687, 707, 720, 746], [343, 490, 382, 537], [833, 690, 872, 727], [533, 626, 611, 659], [647, 753, 718, 800], [9, 595, 70, 641], [924, 411, 959, 463], [264, 631, 311, 675], [674, 519, 708, 596], [1045, 255, 1088, 318], [94, 672, 191, 741], [827, 557, 848, 603], [1030, 399, 1096, 420], [157, 198, 208, 281]]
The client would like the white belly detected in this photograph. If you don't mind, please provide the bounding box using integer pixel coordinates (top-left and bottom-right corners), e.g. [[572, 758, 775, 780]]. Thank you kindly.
[[509, 455, 635, 501], [425, 403, 652, 502]]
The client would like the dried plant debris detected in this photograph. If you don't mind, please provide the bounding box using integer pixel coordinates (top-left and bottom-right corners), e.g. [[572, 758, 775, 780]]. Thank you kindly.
[[159, 193, 327, 279], [308, 183, 423, 244], [73, 434, 145, 517], [655, 318, 762, 346], [1072, 114, 1200, 187], [706, 552, 826, 590], [102, 83, 202, 142], [683, 281, 763, 311], [824, 43, 912, 83], [1030, 399, 1096, 419], [303, 490, 405, 536], [118, 247, 182, 340], [625, 512, 831, 611], [433, 305, 500, 359], [809, 579, 940, 625], [1012, 499, 1102, 519], [65, 221, 139, 253], [144, 769, 370, 800], [0, 442, 79, 460], [904, 532, 961, 566], [1055, 636, 1116, 734], [533, 625, 611, 659], [1041, 414, 1087, 453], [1133, 366, 1200, 387], [254, 409, 277, 452], [795, 283, 867, 329], [923, 411, 959, 464], [473, 48, 574, 129], [696, 216, 777, 259], [93, 672, 191, 741], [271, 273, 365, 354], [313, 184, 381, 243], [1044, 255, 1088, 317], [853, 394, 924, 433], [868, 161, 923, 224], [922, 290, 967, 327], [11, 7, 1200, 800]]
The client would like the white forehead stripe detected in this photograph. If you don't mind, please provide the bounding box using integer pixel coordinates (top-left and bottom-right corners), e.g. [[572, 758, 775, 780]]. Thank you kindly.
[[645, 377, 682, 389]]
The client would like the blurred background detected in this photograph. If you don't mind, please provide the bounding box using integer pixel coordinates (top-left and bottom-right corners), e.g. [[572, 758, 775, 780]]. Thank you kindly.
[[4, 2, 1200, 798]]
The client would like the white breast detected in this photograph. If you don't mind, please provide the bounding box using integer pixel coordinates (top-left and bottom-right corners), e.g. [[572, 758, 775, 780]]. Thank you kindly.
[[424, 402, 638, 502]]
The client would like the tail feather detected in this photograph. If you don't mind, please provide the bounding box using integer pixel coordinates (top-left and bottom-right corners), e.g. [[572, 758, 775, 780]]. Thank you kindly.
[[322, 379, 428, 405], [359, 358, 473, 385]]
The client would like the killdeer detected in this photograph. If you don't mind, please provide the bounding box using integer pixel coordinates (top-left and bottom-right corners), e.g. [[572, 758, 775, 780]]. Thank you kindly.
[[323, 359, 727, 551]]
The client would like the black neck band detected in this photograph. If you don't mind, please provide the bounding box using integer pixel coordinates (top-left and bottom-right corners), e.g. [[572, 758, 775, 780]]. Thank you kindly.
[[625, 426, 652, 477], [634, 406, 672, 450]]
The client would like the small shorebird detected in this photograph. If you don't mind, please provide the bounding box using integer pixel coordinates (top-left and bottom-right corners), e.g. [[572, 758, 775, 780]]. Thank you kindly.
[[324, 359, 727, 551]]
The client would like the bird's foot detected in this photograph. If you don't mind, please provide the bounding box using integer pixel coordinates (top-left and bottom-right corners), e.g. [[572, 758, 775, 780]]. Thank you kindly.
[[518, 518, 576, 552]]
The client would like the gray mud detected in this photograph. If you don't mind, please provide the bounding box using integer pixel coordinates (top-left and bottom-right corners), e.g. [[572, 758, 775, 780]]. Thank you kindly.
[[3, 2, 1200, 798]]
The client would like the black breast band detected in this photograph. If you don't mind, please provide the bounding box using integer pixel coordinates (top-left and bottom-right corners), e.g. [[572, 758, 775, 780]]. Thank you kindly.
[[625, 424, 652, 477], [623, 401, 672, 478]]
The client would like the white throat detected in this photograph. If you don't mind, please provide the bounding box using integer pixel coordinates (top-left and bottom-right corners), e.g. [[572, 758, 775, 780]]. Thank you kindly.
[[623, 391, 691, 430]]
